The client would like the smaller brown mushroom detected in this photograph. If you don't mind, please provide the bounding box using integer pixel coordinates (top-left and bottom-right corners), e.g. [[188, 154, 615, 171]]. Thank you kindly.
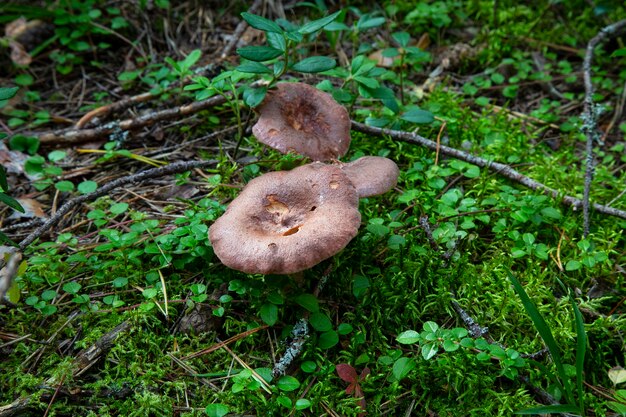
[[252, 82, 351, 162], [339, 156, 400, 198], [209, 162, 361, 275]]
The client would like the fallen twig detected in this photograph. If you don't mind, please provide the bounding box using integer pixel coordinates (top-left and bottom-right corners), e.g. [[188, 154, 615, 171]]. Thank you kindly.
[[272, 318, 309, 378], [220, 0, 264, 59], [451, 300, 488, 338], [451, 299, 569, 413], [581, 19, 626, 237], [351, 121, 626, 220], [0, 160, 217, 301], [36, 95, 227, 145], [17, 159, 217, 251], [0, 321, 131, 417]]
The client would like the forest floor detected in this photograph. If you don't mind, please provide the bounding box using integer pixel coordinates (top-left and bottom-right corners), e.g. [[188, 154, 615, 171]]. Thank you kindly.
[[1, 1, 626, 416]]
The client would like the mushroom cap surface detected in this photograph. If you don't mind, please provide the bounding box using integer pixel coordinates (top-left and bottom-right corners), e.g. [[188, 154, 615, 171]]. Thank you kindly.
[[252, 82, 351, 162], [209, 163, 361, 275], [339, 156, 399, 198]]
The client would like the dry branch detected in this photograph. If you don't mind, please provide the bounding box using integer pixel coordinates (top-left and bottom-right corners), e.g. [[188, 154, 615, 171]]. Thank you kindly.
[[351, 121, 626, 220], [0, 321, 131, 417], [37, 95, 227, 145], [0, 160, 217, 301], [17, 159, 217, 250], [581, 19, 626, 236]]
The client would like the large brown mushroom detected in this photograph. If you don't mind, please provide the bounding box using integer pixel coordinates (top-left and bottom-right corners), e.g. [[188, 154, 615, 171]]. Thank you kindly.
[[252, 82, 351, 162], [339, 156, 400, 198], [209, 162, 361, 275]]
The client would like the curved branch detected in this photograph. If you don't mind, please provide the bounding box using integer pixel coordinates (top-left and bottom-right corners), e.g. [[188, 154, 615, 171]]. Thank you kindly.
[[351, 121, 626, 220], [581, 19, 626, 236]]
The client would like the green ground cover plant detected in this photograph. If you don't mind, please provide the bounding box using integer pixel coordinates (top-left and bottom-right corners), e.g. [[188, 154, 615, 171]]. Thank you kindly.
[[1, 1, 625, 416]]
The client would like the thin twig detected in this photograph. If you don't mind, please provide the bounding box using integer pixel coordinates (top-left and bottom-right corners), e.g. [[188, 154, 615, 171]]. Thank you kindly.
[[0, 160, 217, 301], [0, 321, 131, 417], [451, 299, 488, 338], [18, 160, 217, 251], [351, 121, 626, 220], [36, 95, 227, 145], [581, 19, 626, 237], [220, 0, 264, 59]]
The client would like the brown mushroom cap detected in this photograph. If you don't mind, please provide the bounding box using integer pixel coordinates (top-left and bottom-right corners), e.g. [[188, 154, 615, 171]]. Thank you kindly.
[[209, 163, 361, 275], [252, 82, 351, 162], [339, 156, 400, 198]]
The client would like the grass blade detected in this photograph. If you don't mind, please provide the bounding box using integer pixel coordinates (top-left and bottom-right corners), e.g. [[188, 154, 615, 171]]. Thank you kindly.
[[570, 292, 587, 413], [515, 404, 582, 414], [507, 271, 575, 404]]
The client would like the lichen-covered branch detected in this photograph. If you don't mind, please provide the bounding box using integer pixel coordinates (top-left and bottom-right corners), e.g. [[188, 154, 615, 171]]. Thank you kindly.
[[581, 19, 626, 236], [36, 95, 227, 145], [351, 121, 626, 220]]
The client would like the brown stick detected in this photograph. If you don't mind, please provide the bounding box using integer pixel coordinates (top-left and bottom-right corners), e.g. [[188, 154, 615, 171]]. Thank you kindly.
[[37, 95, 227, 145], [581, 19, 626, 236], [0, 321, 131, 417], [0, 160, 217, 302], [220, 0, 264, 59], [351, 121, 626, 220]]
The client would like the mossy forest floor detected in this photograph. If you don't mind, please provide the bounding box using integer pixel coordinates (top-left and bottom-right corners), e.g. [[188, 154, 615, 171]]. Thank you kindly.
[[1, 1, 625, 416]]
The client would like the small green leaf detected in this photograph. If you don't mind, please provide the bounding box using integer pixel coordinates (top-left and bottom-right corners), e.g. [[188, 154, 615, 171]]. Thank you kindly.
[[309, 312, 332, 332], [301, 361, 317, 373], [318, 330, 339, 349], [423, 321, 439, 333], [48, 150, 67, 162], [337, 323, 353, 335], [540, 207, 562, 220], [237, 46, 283, 62], [276, 395, 292, 408], [396, 330, 420, 344], [522, 233, 535, 246], [294, 294, 319, 312], [401, 109, 434, 124], [611, 47, 626, 57], [237, 61, 272, 74], [241, 12, 283, 33], [14, 74, 34, 87], [110, 202, 129, 215], [421, 343, 438, 360], [0, 87, 19, 101], [0, 193, 25, 213], [352, 275, 369, 299], [243, 85, 267, 108], [41, 289, 57, 301], [392, 31, 411, 47], [62, 282, 81, 294], [205, 403, 229, 417], [291, 56, 336, 73], [0, 166, 8, 192], [299, 10, 342, 34], [143, 288, 158, 299], [295, 399, 312, 410], [78, 181, 98, 194], [443, 340, 459, 352], [392, 357, 416, 380], [267, 32, 286, 52], [55, 180, 75, 192], [277, 375, 300, 391], [260, 303, 278, 326], [354, 76, 379, 89]]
